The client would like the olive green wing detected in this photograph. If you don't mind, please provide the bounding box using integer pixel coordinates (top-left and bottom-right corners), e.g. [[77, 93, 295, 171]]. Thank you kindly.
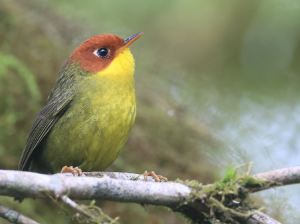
[[18, 92, 73, 171]]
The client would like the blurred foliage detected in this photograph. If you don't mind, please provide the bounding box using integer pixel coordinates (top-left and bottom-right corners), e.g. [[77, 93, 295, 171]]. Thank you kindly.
[[0, 0, 300, 223], [0, 52, 40, 168]]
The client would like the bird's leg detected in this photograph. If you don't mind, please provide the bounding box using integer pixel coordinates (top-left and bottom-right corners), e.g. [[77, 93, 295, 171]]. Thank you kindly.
[[143, 171, 168, 182], [61, 166, 83, 176]]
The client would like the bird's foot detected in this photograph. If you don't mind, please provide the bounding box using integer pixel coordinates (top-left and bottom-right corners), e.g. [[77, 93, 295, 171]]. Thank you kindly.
[[61, 166, 82, 176], [143, 171, 168, 182]]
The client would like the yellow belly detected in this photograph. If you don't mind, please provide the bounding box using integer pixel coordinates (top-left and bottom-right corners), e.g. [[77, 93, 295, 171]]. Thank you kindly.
[[31, 75, 136, 173]]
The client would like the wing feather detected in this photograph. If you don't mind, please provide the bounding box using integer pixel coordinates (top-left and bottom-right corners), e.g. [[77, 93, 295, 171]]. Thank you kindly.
[[18, 93, 72, 171]]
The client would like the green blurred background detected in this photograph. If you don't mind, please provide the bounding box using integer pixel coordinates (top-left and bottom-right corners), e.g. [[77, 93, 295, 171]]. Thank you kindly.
[[1, 0, 300, 223]]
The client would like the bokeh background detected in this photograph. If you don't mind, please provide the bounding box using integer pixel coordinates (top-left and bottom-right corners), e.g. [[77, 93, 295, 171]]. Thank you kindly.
[[0, 0, 300, 223]]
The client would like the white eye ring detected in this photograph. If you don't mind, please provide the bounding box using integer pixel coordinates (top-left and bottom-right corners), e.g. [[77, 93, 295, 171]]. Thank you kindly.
[[93, 48, 109, 58]]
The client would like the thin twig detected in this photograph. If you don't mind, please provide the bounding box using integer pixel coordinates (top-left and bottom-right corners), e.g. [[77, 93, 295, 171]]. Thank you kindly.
[[0, 202, 40, 224], [60, 195, 92, 218], [60, 195, 120, 224]]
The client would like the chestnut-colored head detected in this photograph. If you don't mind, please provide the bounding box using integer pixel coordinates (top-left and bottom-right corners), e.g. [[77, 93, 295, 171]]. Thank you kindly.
[[68, 32, 143, 74]]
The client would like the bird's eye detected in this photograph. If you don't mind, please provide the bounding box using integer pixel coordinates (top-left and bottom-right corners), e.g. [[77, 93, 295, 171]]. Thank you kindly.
[[94, 48, 109, 58]]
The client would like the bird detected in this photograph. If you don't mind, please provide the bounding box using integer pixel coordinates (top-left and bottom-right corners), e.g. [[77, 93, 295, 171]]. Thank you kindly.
[[18, 32, 143, 175]]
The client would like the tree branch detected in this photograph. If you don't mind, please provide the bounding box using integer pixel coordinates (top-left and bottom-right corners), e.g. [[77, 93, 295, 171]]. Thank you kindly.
[[84, 165, 300, 188], [0, 170, 190, 206], [246, 210, 282, 224], [1, 167, 297, 224], [253, 166, 300, 185]]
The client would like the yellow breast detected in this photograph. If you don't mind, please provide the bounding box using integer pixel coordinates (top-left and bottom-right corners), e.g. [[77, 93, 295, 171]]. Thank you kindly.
[[74, 73, 136, 171], [68, 47, 137, 171]]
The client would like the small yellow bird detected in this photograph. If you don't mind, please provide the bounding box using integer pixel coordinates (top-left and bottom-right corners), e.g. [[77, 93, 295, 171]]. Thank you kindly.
[[18, 33, 143, 174]]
